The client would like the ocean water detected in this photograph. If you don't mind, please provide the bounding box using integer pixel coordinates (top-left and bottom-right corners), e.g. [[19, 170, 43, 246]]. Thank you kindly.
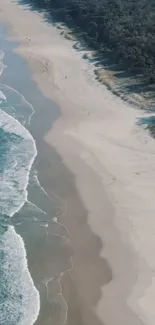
[[0, 48, 40, 324], [0, 24, 70, 325]]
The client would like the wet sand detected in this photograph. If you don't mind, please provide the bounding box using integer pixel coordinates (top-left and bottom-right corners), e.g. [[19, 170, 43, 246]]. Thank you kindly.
[[1, 1, 155, 325], [0, 18, 113, 325]]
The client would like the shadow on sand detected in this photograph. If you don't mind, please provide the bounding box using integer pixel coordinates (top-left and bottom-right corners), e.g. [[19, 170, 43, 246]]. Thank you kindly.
[[16, 0, 155, 125], [1, 5, 113, 325], [15, 0, 155, 137], [15, 0, 155, 133]]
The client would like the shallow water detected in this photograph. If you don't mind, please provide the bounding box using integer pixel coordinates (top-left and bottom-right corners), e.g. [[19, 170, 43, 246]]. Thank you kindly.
[[0, 54, 40, 325], [0, 25, 70, 325]]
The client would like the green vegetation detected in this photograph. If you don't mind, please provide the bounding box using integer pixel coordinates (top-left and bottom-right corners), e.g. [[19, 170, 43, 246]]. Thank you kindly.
[[29, 0, 155, 84]]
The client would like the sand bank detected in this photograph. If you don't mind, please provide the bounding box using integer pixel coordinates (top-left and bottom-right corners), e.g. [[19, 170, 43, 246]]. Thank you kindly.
[[1, 1, 155, 325]]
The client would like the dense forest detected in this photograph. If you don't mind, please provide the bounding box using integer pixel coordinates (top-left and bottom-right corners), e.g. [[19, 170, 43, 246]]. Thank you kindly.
[[29, 0, 155, 84]]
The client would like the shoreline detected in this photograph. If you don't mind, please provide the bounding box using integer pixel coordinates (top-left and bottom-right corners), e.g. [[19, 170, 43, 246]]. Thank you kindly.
[[0, 38, 40, 324], [0, 12, 114, 325], [1, 1, 155, 325]]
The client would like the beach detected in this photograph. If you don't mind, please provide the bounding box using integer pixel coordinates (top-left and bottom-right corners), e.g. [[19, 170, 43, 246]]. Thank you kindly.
[[0, 1, 155, 325]]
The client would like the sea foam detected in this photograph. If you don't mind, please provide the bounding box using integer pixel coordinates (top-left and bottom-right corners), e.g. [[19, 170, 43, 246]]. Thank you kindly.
[[0, 48, 40, 324]]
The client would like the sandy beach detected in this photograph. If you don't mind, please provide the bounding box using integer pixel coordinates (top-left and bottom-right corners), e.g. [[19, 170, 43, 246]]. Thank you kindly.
[[1, 1, 155, 325]]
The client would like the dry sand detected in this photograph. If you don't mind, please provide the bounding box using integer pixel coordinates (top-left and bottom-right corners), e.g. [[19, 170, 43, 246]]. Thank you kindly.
[[1, 1, 155, 325]]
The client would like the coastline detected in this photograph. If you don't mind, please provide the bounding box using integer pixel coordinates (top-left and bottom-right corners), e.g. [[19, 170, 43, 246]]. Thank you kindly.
[[1, 1, 155, 325], [0, 11, 114, 325]]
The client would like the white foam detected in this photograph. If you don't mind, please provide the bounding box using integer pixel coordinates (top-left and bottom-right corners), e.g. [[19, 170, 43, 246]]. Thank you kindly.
[[0, 90, 6, 101], [0, 51, 40, 325], [0, 226, 40, 325], [0, 109, 37, 217], [0, 49, 6, 79], [0, 107, 40, 324], [0, 83, 35, 124], [0, 47, 40, 325], [0, 49, 5, 61]]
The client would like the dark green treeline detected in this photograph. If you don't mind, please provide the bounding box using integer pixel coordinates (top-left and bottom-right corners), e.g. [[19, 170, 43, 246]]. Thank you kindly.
[[28, 0, 155, 84]]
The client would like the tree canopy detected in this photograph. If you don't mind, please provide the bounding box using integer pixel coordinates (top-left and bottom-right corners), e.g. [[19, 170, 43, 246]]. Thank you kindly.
[[30, 0, 155, 84]]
